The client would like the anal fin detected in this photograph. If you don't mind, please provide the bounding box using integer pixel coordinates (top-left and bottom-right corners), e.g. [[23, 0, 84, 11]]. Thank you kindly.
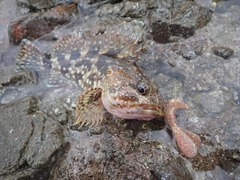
[[75, 88, 104, 126]]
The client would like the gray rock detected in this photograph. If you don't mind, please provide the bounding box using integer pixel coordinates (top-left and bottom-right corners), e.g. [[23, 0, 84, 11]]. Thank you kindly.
[[150, 1, 212, 44], [0, 69, 37, 105], [0, 96, 65, 179], [0, 70, 37, 87], [17, 0, 57, 10]]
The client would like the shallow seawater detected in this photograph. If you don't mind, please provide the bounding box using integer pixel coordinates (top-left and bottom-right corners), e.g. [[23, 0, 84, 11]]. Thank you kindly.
[[0, 0, 240, 179]]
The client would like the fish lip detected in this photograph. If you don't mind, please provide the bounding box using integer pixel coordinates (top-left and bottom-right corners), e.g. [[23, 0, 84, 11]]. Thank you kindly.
[[129, 103, 164, 116]]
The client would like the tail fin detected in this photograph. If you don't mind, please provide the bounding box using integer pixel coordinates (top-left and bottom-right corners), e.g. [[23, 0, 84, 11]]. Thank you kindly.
[[16, 39, 46, 71], [16, 39, 76, 89]]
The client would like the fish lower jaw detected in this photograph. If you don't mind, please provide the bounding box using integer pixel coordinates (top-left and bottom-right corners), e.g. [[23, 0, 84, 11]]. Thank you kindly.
[[107, 106, 158, 120], [102, 101, 159, 120]]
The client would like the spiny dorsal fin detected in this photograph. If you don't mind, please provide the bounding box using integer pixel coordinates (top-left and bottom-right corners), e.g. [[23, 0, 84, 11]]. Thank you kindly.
[[50, 33, 90, 59], [49, 32, 142, 63], [91, 31, 142, 61], [74, 87, 104, 127]]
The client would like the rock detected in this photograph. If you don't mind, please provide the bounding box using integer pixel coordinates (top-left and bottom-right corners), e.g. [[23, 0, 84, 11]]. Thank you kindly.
[[150, 1, 212, 44], [121, 1, 147, 18], [28, 0, 56, 9], [171, 39, 205, 60], [49, 118, 188, 179], [17, 0, 57, 10], [196, 90, 231, 116], [211, 46, 234, 59], [0, 69, 38, 105], [0, 96, 66, 179], [9, 3, 78, 45], [0, 69, 37, 87], [152, 157, 192, 179]]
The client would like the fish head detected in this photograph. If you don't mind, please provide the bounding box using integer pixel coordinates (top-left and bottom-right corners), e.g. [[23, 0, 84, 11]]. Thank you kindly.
[[101, 64, 165, 120]]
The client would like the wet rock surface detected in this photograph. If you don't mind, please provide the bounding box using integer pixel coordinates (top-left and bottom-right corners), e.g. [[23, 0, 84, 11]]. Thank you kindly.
[[9, 3, 78, 45], [0, 0, 240, 179], [150, 0, 212, 44], [17, 0, 57, 10], [0, 96, 66, 179], [0, 69, 38, 104]]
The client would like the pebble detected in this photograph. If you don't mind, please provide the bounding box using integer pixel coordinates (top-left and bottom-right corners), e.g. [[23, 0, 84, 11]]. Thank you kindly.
[[211, 46, 234, 59]]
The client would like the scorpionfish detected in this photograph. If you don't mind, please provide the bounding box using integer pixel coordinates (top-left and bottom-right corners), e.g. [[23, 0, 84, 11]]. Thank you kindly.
[[16, 32, 201, 158]]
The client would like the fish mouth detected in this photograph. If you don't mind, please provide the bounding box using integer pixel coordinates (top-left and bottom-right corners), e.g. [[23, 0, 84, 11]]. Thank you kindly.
[[129, 103, 164, 117]]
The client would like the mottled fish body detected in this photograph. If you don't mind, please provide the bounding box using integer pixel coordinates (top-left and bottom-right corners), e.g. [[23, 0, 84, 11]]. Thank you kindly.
[[16, 32, 165, 126]]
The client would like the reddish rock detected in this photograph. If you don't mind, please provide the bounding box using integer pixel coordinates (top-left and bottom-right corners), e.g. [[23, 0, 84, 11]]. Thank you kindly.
[[9, 3, 78, 45]]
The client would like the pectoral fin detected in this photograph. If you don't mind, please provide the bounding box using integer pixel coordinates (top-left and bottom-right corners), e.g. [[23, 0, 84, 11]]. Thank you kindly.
[[74, 87, 104, 126]]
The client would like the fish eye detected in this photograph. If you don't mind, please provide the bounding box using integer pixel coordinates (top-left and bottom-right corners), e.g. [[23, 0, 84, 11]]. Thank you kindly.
[[136, 81, 150, 95]]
